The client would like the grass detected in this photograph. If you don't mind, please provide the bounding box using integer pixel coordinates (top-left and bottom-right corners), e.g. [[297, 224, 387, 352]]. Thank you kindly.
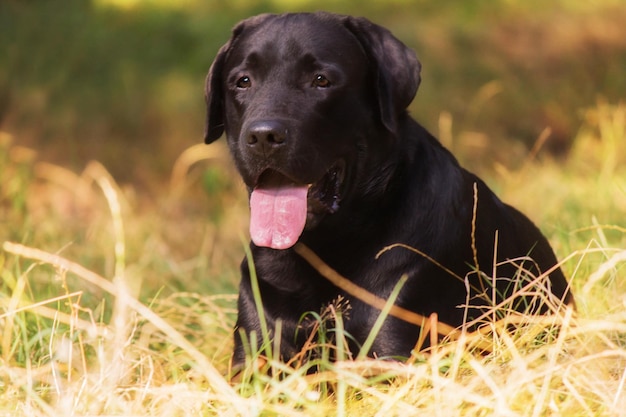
[[1, 100, 625, 416]]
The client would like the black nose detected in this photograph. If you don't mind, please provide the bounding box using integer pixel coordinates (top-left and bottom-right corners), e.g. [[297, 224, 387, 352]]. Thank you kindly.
[[245, 120, 288, 154]]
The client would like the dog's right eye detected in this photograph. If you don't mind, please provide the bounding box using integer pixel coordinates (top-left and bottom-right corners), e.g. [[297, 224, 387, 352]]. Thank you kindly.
[[236, 76, 251, 89]]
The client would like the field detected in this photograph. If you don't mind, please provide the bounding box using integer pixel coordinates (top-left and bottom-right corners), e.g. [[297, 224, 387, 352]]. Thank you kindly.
[[2, 0, 626, 416]]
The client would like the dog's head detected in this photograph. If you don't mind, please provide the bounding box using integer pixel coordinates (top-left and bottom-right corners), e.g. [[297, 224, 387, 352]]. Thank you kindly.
[[204, 12, 421, 249]]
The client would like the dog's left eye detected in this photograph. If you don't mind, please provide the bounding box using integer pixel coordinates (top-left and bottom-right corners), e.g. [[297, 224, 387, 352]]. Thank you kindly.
[[312, 74, 331, 88]]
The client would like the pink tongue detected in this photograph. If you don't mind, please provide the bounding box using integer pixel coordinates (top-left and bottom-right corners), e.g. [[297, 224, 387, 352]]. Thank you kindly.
[[250, 185, 308, 249]]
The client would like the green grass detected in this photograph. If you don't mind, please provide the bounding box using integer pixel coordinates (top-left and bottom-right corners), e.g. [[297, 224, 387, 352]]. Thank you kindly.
[[1, 101, 625, 416]]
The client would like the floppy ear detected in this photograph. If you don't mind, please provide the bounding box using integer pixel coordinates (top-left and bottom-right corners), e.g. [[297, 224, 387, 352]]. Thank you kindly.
[[342, 16, 421, 134], [204, 14, 275, 144], [204, 40, 230, 144]]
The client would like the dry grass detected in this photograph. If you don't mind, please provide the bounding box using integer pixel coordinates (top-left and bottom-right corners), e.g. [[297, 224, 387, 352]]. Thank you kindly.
[[1, 102, 625, 416]]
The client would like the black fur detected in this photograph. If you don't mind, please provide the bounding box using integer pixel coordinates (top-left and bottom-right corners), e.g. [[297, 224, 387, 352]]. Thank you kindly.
[[204, 12, 573, 367]]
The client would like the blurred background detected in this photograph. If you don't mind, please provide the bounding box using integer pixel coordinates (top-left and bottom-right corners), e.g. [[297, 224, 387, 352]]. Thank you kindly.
[[2, 0, 625, 181], [1, 0, 625, 295]]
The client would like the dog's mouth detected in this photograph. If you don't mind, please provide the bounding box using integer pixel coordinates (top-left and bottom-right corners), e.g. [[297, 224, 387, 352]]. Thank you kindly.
[[249, 161, 345, 250]]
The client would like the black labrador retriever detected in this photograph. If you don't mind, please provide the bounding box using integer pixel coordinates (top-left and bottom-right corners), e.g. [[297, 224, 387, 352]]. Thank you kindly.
[[204, 12, 573, 367]]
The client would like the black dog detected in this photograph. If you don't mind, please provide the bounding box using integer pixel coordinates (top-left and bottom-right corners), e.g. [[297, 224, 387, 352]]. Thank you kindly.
[[204, 12, 573, 367]]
